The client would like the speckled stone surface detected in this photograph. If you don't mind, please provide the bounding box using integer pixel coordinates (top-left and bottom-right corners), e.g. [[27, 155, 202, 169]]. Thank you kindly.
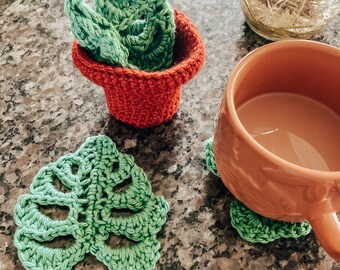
[[1, 0, 340, 269]]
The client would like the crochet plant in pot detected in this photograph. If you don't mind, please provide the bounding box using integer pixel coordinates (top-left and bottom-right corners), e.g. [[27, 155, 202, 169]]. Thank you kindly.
[[65, 0, 205, 128]]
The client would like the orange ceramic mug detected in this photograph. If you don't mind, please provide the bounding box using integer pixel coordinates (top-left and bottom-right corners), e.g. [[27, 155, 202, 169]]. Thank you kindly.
[[214, 40, 340, 260]]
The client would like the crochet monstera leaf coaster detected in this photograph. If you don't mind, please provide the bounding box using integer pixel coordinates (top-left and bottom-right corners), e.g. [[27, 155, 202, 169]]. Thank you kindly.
[[204, 137, 312, 243], [14, 135, 169, 270]]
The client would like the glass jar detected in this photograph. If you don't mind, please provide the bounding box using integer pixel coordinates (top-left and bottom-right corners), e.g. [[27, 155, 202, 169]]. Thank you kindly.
[[240, 0, 340, 40]]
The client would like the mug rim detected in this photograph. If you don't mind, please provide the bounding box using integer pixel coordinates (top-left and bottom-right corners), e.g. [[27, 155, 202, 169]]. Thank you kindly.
[[226, 40, 340, 178]]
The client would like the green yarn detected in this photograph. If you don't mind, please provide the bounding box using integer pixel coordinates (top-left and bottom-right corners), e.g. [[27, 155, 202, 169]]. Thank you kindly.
[[204, 137, 219, 177], [64, 0, 176, 71], [230, 200, 311, 244], [204, 137, 312, 243], [14, 135, 169, 270]]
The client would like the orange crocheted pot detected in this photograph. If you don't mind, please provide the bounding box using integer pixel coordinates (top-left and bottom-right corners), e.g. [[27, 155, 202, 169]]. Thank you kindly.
[[72, 9, 205, 128]]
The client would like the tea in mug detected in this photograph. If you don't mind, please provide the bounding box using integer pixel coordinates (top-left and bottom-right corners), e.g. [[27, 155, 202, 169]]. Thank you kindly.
[[237, 93, 340, 171]]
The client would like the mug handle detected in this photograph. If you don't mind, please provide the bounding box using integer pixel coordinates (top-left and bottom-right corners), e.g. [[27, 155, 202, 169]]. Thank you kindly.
[[310, 213, 340, 261]]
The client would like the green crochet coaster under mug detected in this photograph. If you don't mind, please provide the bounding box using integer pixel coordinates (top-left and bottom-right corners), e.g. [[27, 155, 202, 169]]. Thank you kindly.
[[14, 135, 169, 270], [204, 137, 312, 243]]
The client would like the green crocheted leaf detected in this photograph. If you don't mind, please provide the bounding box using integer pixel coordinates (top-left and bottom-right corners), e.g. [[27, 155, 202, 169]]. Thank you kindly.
[[230, 200, 312, 244], [65, 0, 175, 71], [203, 137, 312, 243], [204, 137, 219, 177], [14, 135, 170, 270]]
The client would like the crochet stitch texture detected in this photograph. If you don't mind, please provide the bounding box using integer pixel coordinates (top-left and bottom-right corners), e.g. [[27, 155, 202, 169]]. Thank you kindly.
[[204, 138, 312, 243], [72, 10, 205, 128], [14, 135, 169, 270], [65, 0, 176, 71]]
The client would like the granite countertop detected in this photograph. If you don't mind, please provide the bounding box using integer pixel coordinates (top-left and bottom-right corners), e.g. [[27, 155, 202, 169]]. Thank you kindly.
[[1, 0, 340, 269]]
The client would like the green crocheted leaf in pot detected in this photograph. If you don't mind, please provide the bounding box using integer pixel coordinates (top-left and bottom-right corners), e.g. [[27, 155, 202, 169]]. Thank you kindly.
[[64, 0, 175, 71], [14, 135, 170, 270], [203, 137, 312, 244]]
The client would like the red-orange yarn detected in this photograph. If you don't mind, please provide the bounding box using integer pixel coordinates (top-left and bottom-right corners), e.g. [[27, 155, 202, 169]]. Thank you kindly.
[[72, 9, 205, 128]]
